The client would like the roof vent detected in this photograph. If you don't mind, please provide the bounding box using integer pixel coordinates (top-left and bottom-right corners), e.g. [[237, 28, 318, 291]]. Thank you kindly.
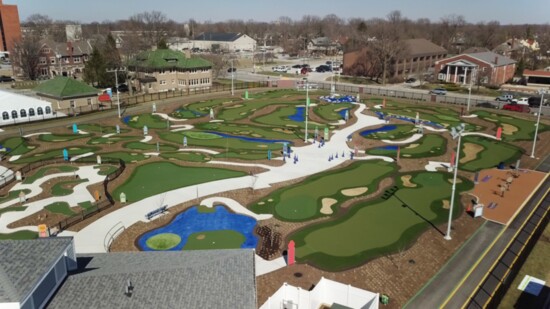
[[124, 279, 134, 297]]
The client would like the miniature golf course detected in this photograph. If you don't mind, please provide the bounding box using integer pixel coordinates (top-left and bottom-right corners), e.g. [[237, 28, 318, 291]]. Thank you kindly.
[[360, 124, 417, 140], [459, 136, 523, 172], [112, 162, 246, 202], [473, 110, 550, 141], [290, 172, 474, 271], [250, 160, 397, 221], [366, 134, 447, 158]]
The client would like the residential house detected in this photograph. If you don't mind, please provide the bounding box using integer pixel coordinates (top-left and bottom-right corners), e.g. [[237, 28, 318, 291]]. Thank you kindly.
[[34, 76, 100, 111], [33, 39, 92, 79], [434, 51, 516, 85], [0, 238, 256, 309], [307, 37, 340, 56], [191, 32, 256, 52], [522, 69, 550, 86], [343, 38, 447, 79], [493, 38, 540, 59], [128, 48, 212, 93]]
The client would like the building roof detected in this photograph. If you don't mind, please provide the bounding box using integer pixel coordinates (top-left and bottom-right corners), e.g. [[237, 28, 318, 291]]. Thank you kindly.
[[0, 89, 52, 110], [194, 32, 244, 42], [47, 249, 256, 309], [404, 38, 447, 56], [41, 39, 93, 57], [34, 77, 99, 100], [523, 69, 550, 78], [129, 49, 212, 70], [0, 238, 73, 303], [466, 51, 516, 66], [463, 47, 490, 54]]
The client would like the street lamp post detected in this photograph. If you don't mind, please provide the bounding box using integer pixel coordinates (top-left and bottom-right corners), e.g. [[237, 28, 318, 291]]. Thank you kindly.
[[466, 67, 477, 114], [231, 58, 234, 96], [531, 89, 546, 158], [305, 78, 309, 143], [106, 67, 125, 118], [445, 123, 466, 240]]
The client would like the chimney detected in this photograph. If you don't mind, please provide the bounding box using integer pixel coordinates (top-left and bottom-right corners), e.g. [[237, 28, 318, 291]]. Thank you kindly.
[[185, 49, 191, 59], [494, 56, 498, 65]]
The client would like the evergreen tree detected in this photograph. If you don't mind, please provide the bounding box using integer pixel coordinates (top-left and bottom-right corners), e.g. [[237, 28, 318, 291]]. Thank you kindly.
[[83, 46, 106, 87], [157, 38, 168, 49]]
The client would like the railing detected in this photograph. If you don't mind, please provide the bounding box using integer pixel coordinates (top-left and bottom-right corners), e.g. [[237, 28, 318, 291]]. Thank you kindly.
[[104, 221, 126, 252]]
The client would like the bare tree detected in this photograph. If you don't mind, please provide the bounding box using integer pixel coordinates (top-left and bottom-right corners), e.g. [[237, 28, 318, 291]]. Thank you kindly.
[[129, 11, 171, 47], [12, 34, 42, 80], [22, 14, 53, 38]]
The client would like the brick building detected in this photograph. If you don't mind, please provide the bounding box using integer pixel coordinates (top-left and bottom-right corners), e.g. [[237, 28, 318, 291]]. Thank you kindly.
[[36, 39, 93, 78], [0, 0, 21, 53], [434, 52, 516, 86]]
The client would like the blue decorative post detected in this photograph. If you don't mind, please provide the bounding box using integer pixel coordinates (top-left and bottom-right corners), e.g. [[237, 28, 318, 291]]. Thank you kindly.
[[268, 149, 271, 160], [156, 142, 160, 152], [116, 124, 120, 134], [324, 127, 329, 141], [62, 148, 69, 161], [183, 136, 188, 147], [143, 125, 148, 136], [210, 108, 214, 120], [344, 109, 349, 121], [72, 123, 78, 134], [152, 103, 157, 113], [283, 142, 288, 157]]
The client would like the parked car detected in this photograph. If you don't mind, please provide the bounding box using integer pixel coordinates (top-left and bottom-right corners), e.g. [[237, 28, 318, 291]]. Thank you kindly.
[[315, 65, 331, 72], [405, 78, 416, 83], [429, 88, 447, 95], [512, 97, 529, 105], [476, 101, 498, 109], [227, 67, 236, 73], [502, 103, 530, 113], [292, 64, 302, 69], [495, 94, 514, 102], [527, 96, 549, 107], [0, 75, 14, 82], [272, 66, 287, 73]]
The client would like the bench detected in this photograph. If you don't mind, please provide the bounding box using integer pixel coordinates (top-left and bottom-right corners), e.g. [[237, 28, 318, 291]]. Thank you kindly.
[[145, 206, 167, 220]]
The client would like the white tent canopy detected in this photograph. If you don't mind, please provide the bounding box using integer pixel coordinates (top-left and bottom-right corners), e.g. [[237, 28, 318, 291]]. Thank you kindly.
[[0, 89, 63, 126]]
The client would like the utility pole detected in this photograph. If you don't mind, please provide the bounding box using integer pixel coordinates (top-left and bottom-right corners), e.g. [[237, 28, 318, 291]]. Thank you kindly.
[[106, 67, 127, 118]]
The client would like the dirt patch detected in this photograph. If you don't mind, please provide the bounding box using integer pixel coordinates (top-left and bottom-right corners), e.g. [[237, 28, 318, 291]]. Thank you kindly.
[[501, 123, 518, 135], [341, 187, 368, 196], [442, 199, 450, 209], [320, 198, 337, 215], [460, 143, 484, 164], [401, 175, 417, 188]]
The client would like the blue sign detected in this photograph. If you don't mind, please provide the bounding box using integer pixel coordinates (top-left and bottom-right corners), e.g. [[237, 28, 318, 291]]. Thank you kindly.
[[267, 149, 271, 160], [106, 88, 113, 98], [72, 123, 78, 134], [62, 148, 69, 161]]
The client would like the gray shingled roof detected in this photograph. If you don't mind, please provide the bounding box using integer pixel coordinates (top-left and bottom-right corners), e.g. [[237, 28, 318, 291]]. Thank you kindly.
[[405, 38, 447, 56], [194, 32, 244, 42], [0, 238, 73, 303], [466, 51, 516, 66], [47, 249, 256, 309]]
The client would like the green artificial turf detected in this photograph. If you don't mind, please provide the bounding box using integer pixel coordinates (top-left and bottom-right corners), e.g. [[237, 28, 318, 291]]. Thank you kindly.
[[0, 189, 31, 204], [0, 205, 27, 216], [0, 137, 35, 156], [123, 142, 178, 151], [213, 151, 272, 160], [290, 172, 473, 271], [314, 103, 354, 121], [253, 105, 323, 129], [78, 201, 94, 210], [87, 135, 139, 145], [0, 230, 38, 240], [12, 147, 99, 164], [381, 105, 481, 131], [160, 131, 284, 153], [160, 152, 208, 162], [195, 122, 298, 140], [474, 110, 550, 141], [217, 101, 283, 121], [146, 233, 181, 250], [250, 160, 396, 221], [126, 114, 168, 129], [459, 136, 523, 172], [23, 166, 78, 184], [366, 134, 447, 158], [361, 124, 417, 140], [38, 133, 91, 142], [44, 201, 75, 216], [98, 152, 150, 162], [51, 179, 88, 196], [197, 205, 216, 213], [183, 230, 245, 250], [112, 162, 246, 202], [93, 165, 119, 176], [78, 124, 130, 134]]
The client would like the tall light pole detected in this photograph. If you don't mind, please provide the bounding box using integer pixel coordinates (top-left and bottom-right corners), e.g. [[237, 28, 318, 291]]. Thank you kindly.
[[530, 88, 546, 158], [445, 123, 466, 240], [230, 58, 234, 96], [466, 67, 477, 113], [304, 78, 309, 143], [107, 67, 125, 118]]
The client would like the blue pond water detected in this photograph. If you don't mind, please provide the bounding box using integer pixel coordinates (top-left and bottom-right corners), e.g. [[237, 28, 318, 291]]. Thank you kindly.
[[206, 131, 291, 144], [338, 109, 350, 119], [359, 125, 397, 137], [138, 206, 258, 251], [376, 145, 399, 151], [374, 112, 444, 129], [288, 106, 305, 122]]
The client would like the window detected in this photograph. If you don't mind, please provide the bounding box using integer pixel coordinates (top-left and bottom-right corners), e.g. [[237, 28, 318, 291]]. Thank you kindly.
[[45, 106, 52, 114], [50, 57, 56, 64], [39, 57, 47, 65], [29, 108, 35, 116], [40, 68, 48, 76], [20, 109, 27, 117], [11, 110, 17, 119], [87, 98, 92, 105], [438, 73, 445, 80], [2, 111, 8, 120], [70, 100, 76, 108], [37, 107, 44, 115], [148, 83, 152, 89], [41, 48, 50, 53], [160, 80, 166, 85], [73, 57, 81, 63], [172, 79, 175, 84]]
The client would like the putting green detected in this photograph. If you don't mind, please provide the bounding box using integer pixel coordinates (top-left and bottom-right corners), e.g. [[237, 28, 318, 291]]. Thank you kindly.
[[146, 233, 181, 250], [23, 166, 78, 184], [459, 136, 523, 172], [78, 124, 129, 134], [361, 124, 417, 140], [183, 230, 245, 250], [87, 136, 139, 145], [314, 103, 354, 121], [112, 162, 246, 202], [160, 152, 208, 162], [0, 189, 31, 204], [93, 165, 118, 176], [0, 230, 38, 240], [127, 114, 168, 129], [98, 152, 150, 162], [12, 147, 99, 164], [291, 172, 473, 271], [44, 201, 75, 216], [39, 133, 91, 142], [0, 137, 34, 156], [474, 110, 549, 141], [0, 205, 27, 216], [51, 179, 88, 196], [123, 142, 178, 151], [250, 160, 396, 221], [160, 131, 283, 152], [366, 134, 447, 158]]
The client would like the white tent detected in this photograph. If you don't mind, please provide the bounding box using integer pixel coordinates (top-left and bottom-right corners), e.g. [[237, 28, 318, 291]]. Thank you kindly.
[[0, 89, 64, 126]]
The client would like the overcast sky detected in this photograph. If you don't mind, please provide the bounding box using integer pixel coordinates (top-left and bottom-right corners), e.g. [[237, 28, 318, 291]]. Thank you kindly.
[[6, 0, 550, 25]]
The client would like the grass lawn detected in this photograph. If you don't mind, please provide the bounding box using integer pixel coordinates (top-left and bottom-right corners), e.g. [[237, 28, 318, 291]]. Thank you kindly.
[[38, 133, 91, 142], [123, 141, 178, 151], [183, 230, 246, 250], [51, 179, 88, 196], [314, 103, 354, 121], [78, 123, 130, 134], [195, 122, 299, 140], [78, 201, 94, 210], [290, 172, 473, 271], [23, 165, 78, 184], [146, 233, 181, 250], [12, 146, 98, 164], [474, 110, 549, 141], [0, 230, 38, 240], [360, 124, 417, 140], [98, 152, 150, 162], [112, 162, 246, 202], [366, 134, 447, 158], [160, 152, 208, 162], [0, 205, 27, 216], [44, 201, 75, 216], [250, 160, 396, 221], [253, 105, 324, 129], [499, 224, 550, 308], [0, 189, 31, 204], [87, 135, 139, 145], [93, 165, 119, 175], [159, 131, 284, 153], [126, 114, 169, 129], [460, 136, 523, 172], [0, 137, 35, 156]]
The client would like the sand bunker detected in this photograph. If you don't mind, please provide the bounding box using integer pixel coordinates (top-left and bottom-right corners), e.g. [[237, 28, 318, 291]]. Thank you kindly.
[[273, 128, 294, 134], [442, 200, 450, 209], [321, 198, 337, 215], [502, 123, 518, 135], [196, 234, 205, 240], [447, 178, 462, 184], [401, 175, 417, 187], [484, 118, 497, 122], [341, 187, 368, 196], [460, 143, 484, 164], [225, 104, 243, 109], [405, 143, 419, 149]]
